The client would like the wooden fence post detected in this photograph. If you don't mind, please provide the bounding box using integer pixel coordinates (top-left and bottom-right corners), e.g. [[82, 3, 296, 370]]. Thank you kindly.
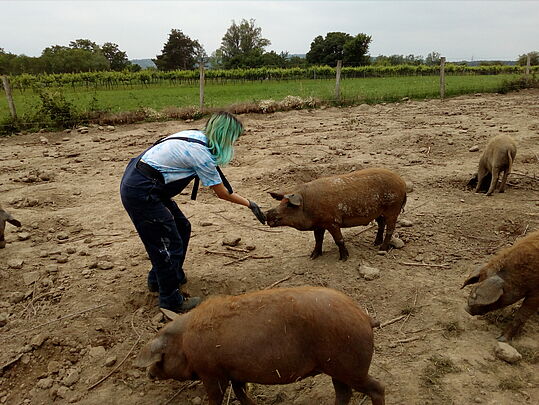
[[335, 60, 342, 101], [1, 75, 17, 120], [525, 54, 531, 76], [199, 63, 205, 109], [439, 57, 446, 100]]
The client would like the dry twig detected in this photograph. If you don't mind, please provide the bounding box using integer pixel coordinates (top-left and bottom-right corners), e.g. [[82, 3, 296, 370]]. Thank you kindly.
[[214, 212, 282, 233], [0, 354, 23, 372], [225, 246, 252, 253], [264, 274, 293, 290], [162, 381, 201, 405], [396, 335, 423, 344], [205, 250, 238, 259], [399, 289, 419, 332], [400, 261, 450, 268], [224, 255, 273, 266], [379, 314, 407, 328], [87, 310, 142, 390]]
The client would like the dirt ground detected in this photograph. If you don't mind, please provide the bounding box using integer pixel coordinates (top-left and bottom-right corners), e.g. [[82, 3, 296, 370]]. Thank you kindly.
[[1, 89, 538, 405]]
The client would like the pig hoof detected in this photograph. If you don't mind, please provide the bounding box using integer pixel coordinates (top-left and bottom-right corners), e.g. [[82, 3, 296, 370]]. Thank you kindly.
[[339, 252, 349, 261], [373, 239, 382, 246], [310, 250, 322, 259]]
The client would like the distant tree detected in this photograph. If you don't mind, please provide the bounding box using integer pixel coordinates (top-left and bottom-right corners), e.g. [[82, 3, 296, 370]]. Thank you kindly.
[[154, 29, 205, 70], [425, 51, 442, 66], [208, 49, 225, 69], [287, 55, 309, 68], [0, 48, 16, 74], [219, 19, 270, 68], [69, 39, 101, 53], [306, 32, 371, 66], [373, 54, 423, 66], [41, 45, 108, 73], [479, 61, 505, 66], [517, 51, 539, 66], [342, 34, 372, 65], [101, 42, 131, 71]]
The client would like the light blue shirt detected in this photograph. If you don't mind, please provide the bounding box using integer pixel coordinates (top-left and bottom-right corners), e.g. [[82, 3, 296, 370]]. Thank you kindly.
[[141, 130, 222, 186]]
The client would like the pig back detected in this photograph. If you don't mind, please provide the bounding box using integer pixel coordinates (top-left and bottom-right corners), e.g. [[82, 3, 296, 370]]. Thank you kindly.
[[483, 135, 517, 169], [182, 287, 374, 383], [488, 230, 539, 289], [298, 168, 406, 223]]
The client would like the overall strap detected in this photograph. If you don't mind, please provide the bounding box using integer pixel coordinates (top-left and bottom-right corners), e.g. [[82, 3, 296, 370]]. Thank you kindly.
[[153, 136, 234, 199]]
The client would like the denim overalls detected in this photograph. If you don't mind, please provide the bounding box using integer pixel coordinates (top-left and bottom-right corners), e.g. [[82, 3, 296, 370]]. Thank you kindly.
[[120, 141, 200, 311]]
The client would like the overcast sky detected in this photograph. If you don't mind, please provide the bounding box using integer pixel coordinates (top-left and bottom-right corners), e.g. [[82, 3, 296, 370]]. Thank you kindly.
[[1, 0, 538, 62]]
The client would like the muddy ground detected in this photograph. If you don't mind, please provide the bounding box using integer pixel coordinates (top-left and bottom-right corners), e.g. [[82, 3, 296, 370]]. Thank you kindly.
[[0, 89, 538, 405]]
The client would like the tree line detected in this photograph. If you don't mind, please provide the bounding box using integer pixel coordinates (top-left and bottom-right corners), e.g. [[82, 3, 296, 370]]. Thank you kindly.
[[1, 19, 538, 76]]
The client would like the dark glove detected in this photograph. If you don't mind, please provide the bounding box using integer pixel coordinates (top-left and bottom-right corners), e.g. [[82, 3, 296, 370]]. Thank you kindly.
[[248, 200, 266, 224]]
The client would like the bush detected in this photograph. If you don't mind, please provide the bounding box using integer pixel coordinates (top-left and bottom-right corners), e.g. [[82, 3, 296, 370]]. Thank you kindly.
[[498, 75, 539, 94], [36, 89, 80, 128]]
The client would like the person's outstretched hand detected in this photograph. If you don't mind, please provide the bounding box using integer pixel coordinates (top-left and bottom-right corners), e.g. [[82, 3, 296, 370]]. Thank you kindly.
[[248, 200, 266, 224]]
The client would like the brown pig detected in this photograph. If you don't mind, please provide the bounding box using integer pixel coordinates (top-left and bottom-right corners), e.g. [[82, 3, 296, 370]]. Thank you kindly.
[[474, 134, 517, 196], [136, 287, 385, 405], [265, 168, 407, 260], [462, 229, 539, 341], [0, 205, 21, 248]]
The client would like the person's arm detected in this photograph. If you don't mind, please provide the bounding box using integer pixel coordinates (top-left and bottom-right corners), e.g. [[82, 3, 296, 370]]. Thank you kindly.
[[210, 183, 249, 206], [210, 183, 266, 224]]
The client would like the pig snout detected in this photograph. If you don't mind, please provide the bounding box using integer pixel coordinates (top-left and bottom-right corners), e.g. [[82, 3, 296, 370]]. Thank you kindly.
[[265, 209, 281, 227]]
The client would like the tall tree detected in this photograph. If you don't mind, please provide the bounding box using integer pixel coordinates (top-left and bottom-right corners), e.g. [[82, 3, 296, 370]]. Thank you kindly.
[[425, 51, 441, 66], [517, 51, 539, 66], [41, 45, 108, 73], [154, 29, 205, 70], [219, 19, 270, 68], [101, 42, 131, 71], [306, 32, 371, 66], [342, 34, 372, 65], [69, 39, 100, 53]]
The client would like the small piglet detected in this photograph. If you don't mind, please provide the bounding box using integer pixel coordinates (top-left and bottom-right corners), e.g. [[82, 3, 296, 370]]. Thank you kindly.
[[136, 287, 385, 405], [462, 229, 539, 341], [474, 134, 517, 196], [265, 168, 407, 260], [0, 205, 21, 248]]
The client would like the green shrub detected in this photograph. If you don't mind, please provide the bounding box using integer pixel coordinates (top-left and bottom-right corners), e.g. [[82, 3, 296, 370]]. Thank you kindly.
[[36, 89, 80, 128]]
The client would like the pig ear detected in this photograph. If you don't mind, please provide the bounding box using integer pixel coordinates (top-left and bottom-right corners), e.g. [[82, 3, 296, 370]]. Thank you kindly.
[[284, 193, 302, 206], [135, 337, 165, 368], [472, 275, 504, 306], [461, 266, 483, 289], [269, 192, 285, 201]]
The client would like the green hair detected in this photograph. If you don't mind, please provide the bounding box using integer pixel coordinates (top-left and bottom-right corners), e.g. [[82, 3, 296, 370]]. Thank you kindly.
[[204, 112, 244, 166]]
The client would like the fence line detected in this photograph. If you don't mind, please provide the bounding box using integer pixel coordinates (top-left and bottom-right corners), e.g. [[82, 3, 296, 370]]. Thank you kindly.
[[1, 76, 17, 119]]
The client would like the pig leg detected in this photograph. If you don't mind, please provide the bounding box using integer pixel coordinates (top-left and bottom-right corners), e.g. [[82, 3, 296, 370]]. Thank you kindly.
[[231, 381, 256, 405], [202, 377, 228, 405], [351, 375, 385, 405], [311, 228, 325, 259], [332, 378, 352, 405], [486, 167, 500, 196], [327, 225, 349, 261], [498, 169, 509, 193], [498, 296, 539, 341], [475, 166, 488, 193], [374, 217, 386, 246], [379, 216, 397, 251]]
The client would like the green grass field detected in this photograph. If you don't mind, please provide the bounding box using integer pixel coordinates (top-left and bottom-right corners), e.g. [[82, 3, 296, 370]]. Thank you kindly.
[[0, 74, 522, 123]]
